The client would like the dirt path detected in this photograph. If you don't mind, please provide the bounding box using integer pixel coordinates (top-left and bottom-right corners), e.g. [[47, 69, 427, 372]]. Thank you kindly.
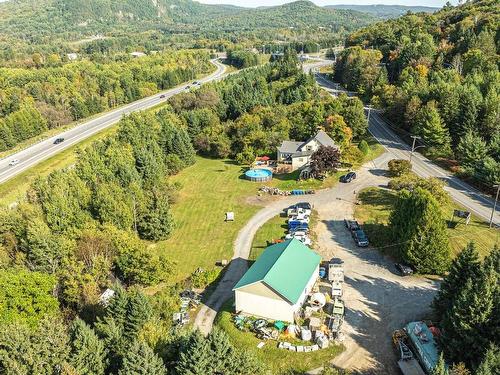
[[194, 152, 439, 374]]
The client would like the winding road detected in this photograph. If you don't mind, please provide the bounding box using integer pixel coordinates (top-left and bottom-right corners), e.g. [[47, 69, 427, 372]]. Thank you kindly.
[[314, 73, 499, 226], [0, 59, 227, 184]]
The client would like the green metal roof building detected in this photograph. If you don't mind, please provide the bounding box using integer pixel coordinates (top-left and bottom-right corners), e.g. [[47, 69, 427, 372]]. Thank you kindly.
[[233, 239, 321, 322]]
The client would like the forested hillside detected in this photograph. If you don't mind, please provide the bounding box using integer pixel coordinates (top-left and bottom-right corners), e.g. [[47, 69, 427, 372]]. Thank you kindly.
[[0, 50, 212, 152], [0, 0, 375, 64], [334, 0, 499, 189], [326, 4, 438, 19]]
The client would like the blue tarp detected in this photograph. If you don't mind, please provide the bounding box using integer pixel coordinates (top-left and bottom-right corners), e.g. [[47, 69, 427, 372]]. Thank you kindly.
[[405, 321, 443, 374]]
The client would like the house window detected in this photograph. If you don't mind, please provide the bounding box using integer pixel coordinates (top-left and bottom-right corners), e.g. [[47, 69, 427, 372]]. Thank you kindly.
[[306, 146, 313, 151]]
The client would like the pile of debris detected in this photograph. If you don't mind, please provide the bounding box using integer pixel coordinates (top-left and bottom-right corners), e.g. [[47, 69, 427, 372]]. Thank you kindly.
[[259, 186, 316, 196], [173, 289, 201, 326], [233, 315, 281, 340]]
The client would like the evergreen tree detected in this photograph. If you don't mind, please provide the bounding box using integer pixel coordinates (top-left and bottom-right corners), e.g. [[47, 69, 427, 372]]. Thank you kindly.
[[440, 263, 497, 367], [0, 317, 70, 375], [475, 345, 500, 375], [69, 318, 107, 375], [413, 101, 451, 155], [389, 188, 450, 274], [176, 331, 212, 375], [456, 131, 488, 171], [208, 328, 234, 373], [124, 290, 153, 341], [118, 341, 166, 375], [106, 287, 129, 327], [432, 242, 481, 318], [482, 247, 500, 345], [448, 363, 470, 375], [431, 353, 447, 375], [137, 190, 174, 241]]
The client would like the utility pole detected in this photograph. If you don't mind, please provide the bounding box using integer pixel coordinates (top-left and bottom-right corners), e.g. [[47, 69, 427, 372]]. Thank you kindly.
[[490, 184, 499, 228], [409, 135, 422, 163]]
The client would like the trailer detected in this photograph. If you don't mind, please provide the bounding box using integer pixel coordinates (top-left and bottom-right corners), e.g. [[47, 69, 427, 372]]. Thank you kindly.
[[398, 359, 426, 375], [328, 264, 344, 282], [393, 330, 426, 375], [405, 322, 442, 374]]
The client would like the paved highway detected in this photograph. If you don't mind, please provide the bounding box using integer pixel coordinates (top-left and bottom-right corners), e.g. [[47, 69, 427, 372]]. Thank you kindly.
[[0, 59, 227, 184], [315, 73, 499, 226]]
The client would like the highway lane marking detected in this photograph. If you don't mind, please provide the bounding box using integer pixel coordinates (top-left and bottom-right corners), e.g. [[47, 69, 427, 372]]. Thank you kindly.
[[0, 61, 227, 182]]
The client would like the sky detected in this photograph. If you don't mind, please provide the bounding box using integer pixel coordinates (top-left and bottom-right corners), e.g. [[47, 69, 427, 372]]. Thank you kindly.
[[197, 0, 458, 8]]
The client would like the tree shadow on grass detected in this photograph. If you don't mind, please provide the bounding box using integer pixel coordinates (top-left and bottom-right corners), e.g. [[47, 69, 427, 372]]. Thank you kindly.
[[358, 189, 396, 209]]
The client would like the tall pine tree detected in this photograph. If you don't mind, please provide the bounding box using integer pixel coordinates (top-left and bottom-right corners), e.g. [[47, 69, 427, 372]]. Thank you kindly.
[[440, 263, 496, 367], [176, 331, 212, 375], [432, 242, 481, 318], [69, 318, 107, 375], [389, 188, 451, 274], [118, 341, 166, 375], [476, 344, 500, 375]]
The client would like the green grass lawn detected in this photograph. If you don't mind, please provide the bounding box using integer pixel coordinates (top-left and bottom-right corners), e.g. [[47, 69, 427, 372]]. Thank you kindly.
[[215, 299, 344, 374], [153, 158, 263, 282], [249, 215, 288, 260], [0, 126, 118, 207], [250, 210, 320, 261], [355, 187, 500, 258]]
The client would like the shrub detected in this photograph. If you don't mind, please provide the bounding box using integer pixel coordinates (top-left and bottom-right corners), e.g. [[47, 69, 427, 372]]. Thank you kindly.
[[388, 159, 412, 177], [388, 174, 450, 205], [358, 140, 370, 155], [190, 268, 220, 288]]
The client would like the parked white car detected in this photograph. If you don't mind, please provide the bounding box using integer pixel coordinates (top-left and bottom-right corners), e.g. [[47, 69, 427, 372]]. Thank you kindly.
[[9, 159, 19, 166]]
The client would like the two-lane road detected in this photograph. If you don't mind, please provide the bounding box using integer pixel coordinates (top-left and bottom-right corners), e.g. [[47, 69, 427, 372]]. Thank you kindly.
[[315, 73, 499, 226], [368, 111, 499, 225], [0, 59, 227, 184]]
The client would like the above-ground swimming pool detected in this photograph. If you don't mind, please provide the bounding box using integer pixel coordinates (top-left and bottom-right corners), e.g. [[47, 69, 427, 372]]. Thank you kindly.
[[245, 168, 273, 182]]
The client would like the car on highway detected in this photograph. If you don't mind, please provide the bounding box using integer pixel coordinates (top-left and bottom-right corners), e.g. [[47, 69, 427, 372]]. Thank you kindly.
[[340, 171, 357, 183], [192, 81, 200, 86], [395, 263, 414, 276], [9, 159, 20, 166], [160, 94, 166, 99], [53, 137, 65, 144], [353, 229, 369, 247]]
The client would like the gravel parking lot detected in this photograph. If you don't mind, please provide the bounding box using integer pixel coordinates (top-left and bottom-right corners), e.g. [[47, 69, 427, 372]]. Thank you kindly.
[[313, 162, 440, 374]]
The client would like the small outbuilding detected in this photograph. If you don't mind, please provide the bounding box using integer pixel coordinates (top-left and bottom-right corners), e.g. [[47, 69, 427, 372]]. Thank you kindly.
[[233, 239, 321, 322]]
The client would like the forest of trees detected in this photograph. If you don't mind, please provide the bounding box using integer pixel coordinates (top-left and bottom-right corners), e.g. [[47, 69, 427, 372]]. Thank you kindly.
[[432, 243, 499, 374], [0, 50, 369, 374], [0, 0, 375, 67], [334, 0, 499, 190], [169, 49, 368, 165], [0, 50, 212, 152]]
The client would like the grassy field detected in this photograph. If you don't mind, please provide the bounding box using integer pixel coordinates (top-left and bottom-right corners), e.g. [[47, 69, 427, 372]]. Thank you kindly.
[[154, 158, 263, 282], [215, 300, 343, 374], [0, 127, 118, 207], [249, 215, 288, 260], [355, 187, 500, 258]]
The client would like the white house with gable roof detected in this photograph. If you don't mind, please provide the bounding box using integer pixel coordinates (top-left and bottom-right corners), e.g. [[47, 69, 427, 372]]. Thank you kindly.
[[277, 130, 337, 171]]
